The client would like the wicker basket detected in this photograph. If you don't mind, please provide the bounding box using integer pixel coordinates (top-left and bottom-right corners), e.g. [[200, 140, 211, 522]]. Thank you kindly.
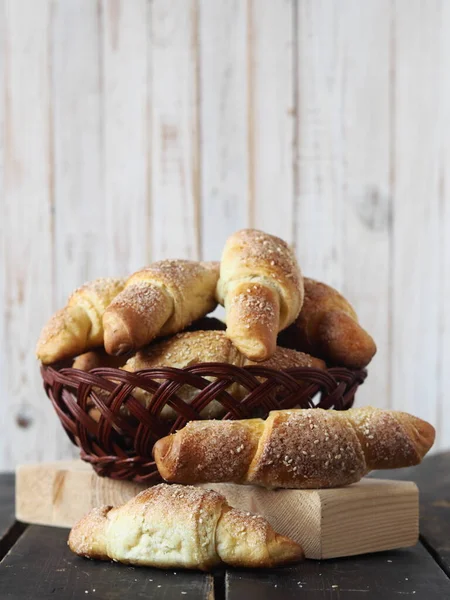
[[41, 363, 367, 483]]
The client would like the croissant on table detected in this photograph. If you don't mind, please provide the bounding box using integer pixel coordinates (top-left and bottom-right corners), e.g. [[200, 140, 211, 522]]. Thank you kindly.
[[68, 484, 303, 570]]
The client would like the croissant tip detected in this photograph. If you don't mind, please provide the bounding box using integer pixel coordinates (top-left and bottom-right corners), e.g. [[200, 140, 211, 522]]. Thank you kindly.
[[153, 435, 176, 481], [268, 533, 304, 566]]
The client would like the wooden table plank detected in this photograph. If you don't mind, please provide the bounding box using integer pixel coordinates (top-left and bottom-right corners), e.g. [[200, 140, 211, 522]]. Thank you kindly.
[[0, 525, 214, 600], [0, 474, 15, 539], [0, 473, 26, 561], [225, 543, 449, 599], [374, 451, 450, 576]]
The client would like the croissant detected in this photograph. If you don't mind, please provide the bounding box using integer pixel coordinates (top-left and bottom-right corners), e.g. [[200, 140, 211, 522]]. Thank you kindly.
[[72, 349, 128, 371], [154, 406, 435, 489], [122, 330, 325, 419], [278, 278, 376, 369], [216, 229, 303, 362], [68, 484, 303, 570], [36, 278, 125, 364], [103, 260, 219, 355]]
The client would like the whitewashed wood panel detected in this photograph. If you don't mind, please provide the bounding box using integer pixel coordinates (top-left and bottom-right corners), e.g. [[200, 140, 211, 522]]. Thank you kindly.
[[294, 0, 344, 289], [0, 0, 70, 468], [391, 0, 443, 443], [249, 0, 295, 242], [52, 0, 106, 307], [438, 1, 450, 448], [102, 0, 150, 275], [199, 0, 249, 260], [1, 0, 450, 469], [338, 0, 392, 410], [150, 0, 201, 261], [0, 0, 6, 466]]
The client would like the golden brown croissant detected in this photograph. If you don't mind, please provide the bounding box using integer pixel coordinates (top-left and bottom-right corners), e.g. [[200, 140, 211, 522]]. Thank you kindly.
[[36, 278, 126, 364], [216, 229, 303, 362], [278, 278, 376, 369], [68, 484, 303, 570], [154, 407, 435, 489], [103, 260, 219, 356], [122, 330, 325, 419]]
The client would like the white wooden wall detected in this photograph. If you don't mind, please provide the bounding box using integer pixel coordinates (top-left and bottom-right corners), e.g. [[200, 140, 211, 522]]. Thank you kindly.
[[1, 0, 449, 469]]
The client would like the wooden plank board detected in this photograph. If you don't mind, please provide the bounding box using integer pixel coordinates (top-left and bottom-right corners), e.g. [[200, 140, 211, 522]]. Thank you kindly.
[[437, 2, 450, 451], [52, 0, 109, 297], [16, 461, 418, 560], [249, 0, 295, 241], [225, 542, 450, 599], [338, 0, 392, 410], [150, 0, 201, 261], [0, 525, 215, 600], [0, 0, 72, 468], [0, 473, 25, 561], [294, 0, 343, 288], [374, 451, 450, 577], [391, 2, 442, 438], [199, 0, 249, 260], [0, 474, 15, 542], [101, 0, 150, 274]]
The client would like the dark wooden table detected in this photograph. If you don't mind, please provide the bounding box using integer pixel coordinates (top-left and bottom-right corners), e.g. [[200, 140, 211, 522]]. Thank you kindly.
[[1, 453, 450, 599]]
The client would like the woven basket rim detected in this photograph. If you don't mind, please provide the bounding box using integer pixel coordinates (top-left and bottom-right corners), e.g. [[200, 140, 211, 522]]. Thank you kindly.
[[41, 361, 367, 483]]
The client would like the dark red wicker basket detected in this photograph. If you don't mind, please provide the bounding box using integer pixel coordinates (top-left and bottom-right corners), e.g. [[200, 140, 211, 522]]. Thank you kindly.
[[41, 363, 367, 483]]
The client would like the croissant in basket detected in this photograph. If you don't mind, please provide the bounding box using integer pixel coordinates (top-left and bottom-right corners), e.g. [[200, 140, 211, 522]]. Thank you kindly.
[[121, 330, 325, 420]]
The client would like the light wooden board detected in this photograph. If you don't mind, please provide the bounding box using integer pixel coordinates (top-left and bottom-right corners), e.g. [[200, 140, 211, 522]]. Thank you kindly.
[[150, 0, 201, 261], [199, 0, 250, 259], [16, 460, 419, 560], [52, 0, 108, 296], [391, 1, 442, 430], [294, 0, 344, 290], [101, 0, 150, 275], [0, 0, 73, 468], [249, 0, 295, 241], [338, 0, 392, 410]]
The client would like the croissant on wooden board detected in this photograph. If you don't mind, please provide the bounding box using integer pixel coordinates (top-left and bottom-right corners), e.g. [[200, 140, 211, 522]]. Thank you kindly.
[[154, 406, 435, 489], [36, 278, 126, 364], [216, 229, 304, 362], [103, 260, 220, 356], [121, 330, 325, 419], [278, 278, 376, 369], [68, 484, 304, 570]]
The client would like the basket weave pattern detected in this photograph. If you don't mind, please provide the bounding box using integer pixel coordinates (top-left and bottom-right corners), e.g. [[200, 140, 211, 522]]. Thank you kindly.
[[41, 363, 367, 483]]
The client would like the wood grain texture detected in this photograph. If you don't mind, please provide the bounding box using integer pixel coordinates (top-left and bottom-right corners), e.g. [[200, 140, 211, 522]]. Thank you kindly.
[[225, 543, 450, 600], [0, 525, 215, 600], [150, 0, 201, 261], [1, 0, 450, 467], [16, 461, 419, 560], [374, 451, 450, 577], [0, 473, 25, 562], [101, 0, 150, 275], [249, 0, 295, 241], [338, 1, 392, 410], [391, 1, 443, 435], [52, 0, 108, 303], [293, 0, 344, 289], [199, 0, 249, 260], [439, 1, 450, 449], [0, 0, 73, 468]]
